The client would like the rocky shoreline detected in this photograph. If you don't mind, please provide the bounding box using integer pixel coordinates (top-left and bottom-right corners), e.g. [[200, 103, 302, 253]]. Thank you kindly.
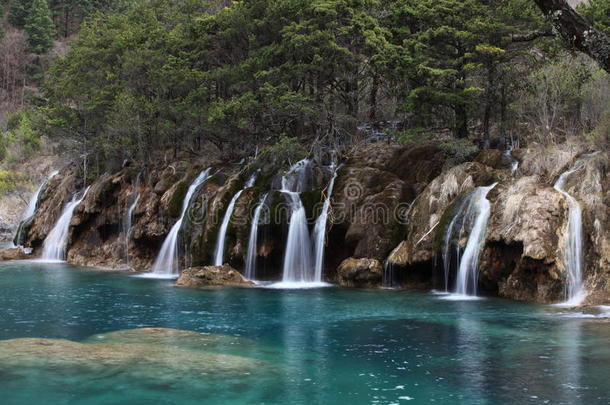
[[3, 140, 608, 305]]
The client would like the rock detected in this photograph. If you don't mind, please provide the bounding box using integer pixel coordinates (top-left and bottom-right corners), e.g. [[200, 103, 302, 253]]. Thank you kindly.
[[337, 257, 383, 288], [398, 161, 498, 267], [0, 248, 28, 261], [175, 265, 255, 288], [0, 328, 269, 378], [25, 167, 79, 248]]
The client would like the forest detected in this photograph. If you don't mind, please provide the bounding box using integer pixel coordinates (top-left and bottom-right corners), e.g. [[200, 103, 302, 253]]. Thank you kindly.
[[0, 0, 608, 176]]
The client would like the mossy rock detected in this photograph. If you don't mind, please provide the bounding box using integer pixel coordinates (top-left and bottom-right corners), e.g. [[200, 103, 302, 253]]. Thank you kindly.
[[167, 179, 189, 218]]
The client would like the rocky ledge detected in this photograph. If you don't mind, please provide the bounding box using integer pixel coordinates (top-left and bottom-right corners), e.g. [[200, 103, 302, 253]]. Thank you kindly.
[[0, 248, 29, 261], [175, 265, 255, 288]]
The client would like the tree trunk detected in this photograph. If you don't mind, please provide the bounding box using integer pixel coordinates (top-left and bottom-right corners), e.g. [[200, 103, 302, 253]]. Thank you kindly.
[[533, 0, 610, 72], [455, 105, 469, 139]]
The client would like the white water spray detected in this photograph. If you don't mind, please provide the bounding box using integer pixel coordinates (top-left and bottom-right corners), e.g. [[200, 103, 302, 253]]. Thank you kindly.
[[279, 160, 315, 285], [312, 162, 340, 282], [149, 169, 211, 278], [213, 173, 257, 266], [123, 179, 141, 268], [553, 156, 593, 306], [442, 183, 497, 298], [244, 193, 268, 281], [14, 171, 59, 247], [40, 186, 90, 262]]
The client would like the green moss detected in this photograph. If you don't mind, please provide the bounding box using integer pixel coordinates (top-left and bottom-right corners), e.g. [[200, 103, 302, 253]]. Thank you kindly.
[[433, 192, 470, 253], [167, 180, 188, 217]]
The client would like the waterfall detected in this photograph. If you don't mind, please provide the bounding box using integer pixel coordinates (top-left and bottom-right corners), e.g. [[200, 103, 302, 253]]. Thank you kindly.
[[213, 173, 257, 266], [23, 171, 59, 220], [553, 158, 590, 306], [123, 178, 141, 268], [442, 197, 471, 293], [383, 261, 396, 288], [14, 171, 59, 246], [442, 183, 497, 298], [244, 193, 268, 281], [40, 186, 90, 262], [148, 169, 212, 278], [312, 162, 340, 281], [504, 150, 519, 174], [271, 159, 316, 286]]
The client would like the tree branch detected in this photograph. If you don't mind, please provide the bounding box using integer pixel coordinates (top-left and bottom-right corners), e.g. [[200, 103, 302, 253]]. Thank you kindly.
[[511, 29, 554, 42], [533, 0, 610, 72]]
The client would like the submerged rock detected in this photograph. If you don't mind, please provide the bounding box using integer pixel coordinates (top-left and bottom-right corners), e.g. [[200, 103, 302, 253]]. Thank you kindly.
[[337, 257, 383, 288], [0, 328, 269, 377], [175, 265, 255, 288], [83, 327, 255, 350]]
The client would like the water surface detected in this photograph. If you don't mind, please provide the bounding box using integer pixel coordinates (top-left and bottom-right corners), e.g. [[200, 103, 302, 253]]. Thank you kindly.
[[1, 261, 609, 404]]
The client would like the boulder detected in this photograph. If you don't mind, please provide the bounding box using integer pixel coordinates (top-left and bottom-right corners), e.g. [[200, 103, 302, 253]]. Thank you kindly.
[[0, 248, 28, 261], [175, 265, 254, 288], [337, 257, 383, 288]]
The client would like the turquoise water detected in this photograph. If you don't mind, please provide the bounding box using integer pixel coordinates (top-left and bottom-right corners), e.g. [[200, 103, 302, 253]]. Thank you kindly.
[[1, 262, 610, 404]]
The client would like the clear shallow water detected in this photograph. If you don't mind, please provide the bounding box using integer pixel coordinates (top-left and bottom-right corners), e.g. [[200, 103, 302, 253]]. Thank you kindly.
[[1, 262, 610, 405]]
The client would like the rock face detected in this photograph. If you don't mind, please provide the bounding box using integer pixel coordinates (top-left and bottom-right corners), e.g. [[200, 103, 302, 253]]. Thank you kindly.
[[482, 179, 567, 302], [175, 265, 255, 288], [24, 165, 79, 248], [0, 248, 28, 261], [388, 162, 499, 268], [383, 143, 609, 304], [14, 139, 610, 304], [328, 142, 449, 277], [337, 258, 383, 288]]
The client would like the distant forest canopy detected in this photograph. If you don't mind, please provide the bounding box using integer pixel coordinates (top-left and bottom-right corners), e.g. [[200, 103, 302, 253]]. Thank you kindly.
[[0, 0, 609, 172]]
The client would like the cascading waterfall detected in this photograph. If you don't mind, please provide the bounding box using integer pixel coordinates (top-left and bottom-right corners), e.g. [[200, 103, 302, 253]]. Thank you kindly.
[[244, 193, 268, 281], [383, 261, 396, 288], [123, 176, 141, 268], [278, 159, 315, 285], [149, 169, 212, 278], [14, 170, 59, 247], [213, 173, 257, 266], [312, 161, 340, 281], [442, 183, 497, 298], [442, 197, 471, 293], [40, 186, 91, 262], [504, 149, 519, 174], [553, 157, 592, 306], [24, 171, 59, 220]]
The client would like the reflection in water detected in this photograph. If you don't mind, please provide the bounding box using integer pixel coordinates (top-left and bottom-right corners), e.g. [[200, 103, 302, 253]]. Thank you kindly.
[[454, 303, 488, 404], [558, 318, 583, 405]]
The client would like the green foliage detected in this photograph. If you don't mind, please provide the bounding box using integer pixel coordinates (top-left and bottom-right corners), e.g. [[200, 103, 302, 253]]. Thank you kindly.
[[439, 139, 479, 161], [25, 0, 56, 54], [578, 0, 610, 35], [8, 0, 32, 28], [256, 136, 307, 167], [0, 111, 43, 163], [33, 0, 602, 167], [0, 170, 28, 197]]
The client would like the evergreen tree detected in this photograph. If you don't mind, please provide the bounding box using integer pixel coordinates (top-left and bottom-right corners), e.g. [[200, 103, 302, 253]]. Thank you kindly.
[[25, 0, 56, 54], [8, 0, 33, 28]]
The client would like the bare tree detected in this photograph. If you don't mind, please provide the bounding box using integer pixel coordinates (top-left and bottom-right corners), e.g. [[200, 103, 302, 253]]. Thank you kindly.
[[533, 0, 610, 73]]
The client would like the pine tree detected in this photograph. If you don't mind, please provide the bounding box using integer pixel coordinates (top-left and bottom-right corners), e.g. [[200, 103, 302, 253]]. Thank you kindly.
[[25, 0, 56, 54], [8, 0, 33, 28]]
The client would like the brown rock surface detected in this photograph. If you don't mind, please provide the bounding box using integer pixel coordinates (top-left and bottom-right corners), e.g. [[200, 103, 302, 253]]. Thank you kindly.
[[337, 257, 383, 288], [0, 248, 28, 261], [175, 265, 254, 288]]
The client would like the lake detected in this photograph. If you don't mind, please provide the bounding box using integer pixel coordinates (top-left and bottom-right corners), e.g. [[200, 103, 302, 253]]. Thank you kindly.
[[1, 261, 609, 404]]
